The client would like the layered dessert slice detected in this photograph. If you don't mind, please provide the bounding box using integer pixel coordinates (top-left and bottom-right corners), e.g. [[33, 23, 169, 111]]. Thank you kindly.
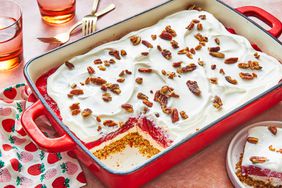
[[36, 7, 282, 171], [237, 126, 282, 187]]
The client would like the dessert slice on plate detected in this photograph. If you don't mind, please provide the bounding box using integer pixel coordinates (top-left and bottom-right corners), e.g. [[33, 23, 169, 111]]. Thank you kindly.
[[239, 126, 282, 187]]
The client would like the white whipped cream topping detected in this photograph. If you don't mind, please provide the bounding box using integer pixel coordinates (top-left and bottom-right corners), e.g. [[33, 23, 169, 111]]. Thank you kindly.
[[47, 10, 282, 145], [242, 126, 282, 174]]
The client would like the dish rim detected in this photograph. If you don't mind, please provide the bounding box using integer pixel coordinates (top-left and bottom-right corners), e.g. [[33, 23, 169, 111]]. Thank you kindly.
[[24, 0, 282, 175]]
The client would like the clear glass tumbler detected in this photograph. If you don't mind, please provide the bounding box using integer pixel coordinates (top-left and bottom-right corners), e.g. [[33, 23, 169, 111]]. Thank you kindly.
[[0, 0, 23, 71], [37, 0, 76, 24]]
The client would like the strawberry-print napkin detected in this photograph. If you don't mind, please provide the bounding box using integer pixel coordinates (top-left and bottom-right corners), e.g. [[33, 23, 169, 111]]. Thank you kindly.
[[0, 84, 87, 188]]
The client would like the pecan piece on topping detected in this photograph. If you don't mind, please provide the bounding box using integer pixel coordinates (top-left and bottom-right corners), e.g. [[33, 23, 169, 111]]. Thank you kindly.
[[94, 59, 102, 64], [208, 46, 220, 52], [159, 31, 173, 41], [102, 93, 112, 102], [161, 69, 167, 76], [160, 86, 169, 94], [81, 108, 92, 117], [165, 25, 177, 37], [209, 52, 225, 58], [65, 61, 75, 70], [120, 49, 127, 56], [209, 78, 218, 84], [109, 59, 116, 64], [91, 77, 107, 85], [238, 63, 249, 69], [170, 40, 179, 49], [137, 92, 148, 100], [125, 69, 132, 75], [109, 49, 121, 60], [67, 94, 74, 98], [224, 57, 238, 64], [130, 35, 141, 45], [97, 126, 102, 132], [69, 103, 80, 111], [138, 68, 152, 73], [161, 49, 172, 60], [168, 72, 176, 79], [154, 91, 168, 107], [269, 145, 275, 152], [103, 120, 117, 127], [186, 52, 193, 59], [192, 19, 200, 23], [198, 60, 205, 66], [195, 44, 202, 51], [178, 47, 189, 55], [151, 34, 157, 40], [268, 126, 277, 135], [172, 61, 182, 68], [214, 38, 220, 45], [108, 84, 121, 95], [254, 52, 260, 59], [104, 60, 111, 67], [70, 89, 84, 95], [213, 96, 223, 109], [211, 64, 216, 70], [98, 65, 106, 71], [186, 22, 194, 30], [157, 45, 162, 52], [186, 80, 201, 96], [141, 52, 149, 56], [219, 68, 225, 75], [247, 137, 259, 144], [71, 109, 80, 116], [180, 111, 188, 119], [171, 108, 179, 123], [85, 77, 91, 85], [121, 104, 134, 113], [225, 76, 237, 85], [182, 63, 197, 73], [143, 99, 153, 107], [119, 70, 125, 77], [190, 48, 195, 55], [250, 156, 267, 164], [199, 14, 206, 20], [87, 66, 95, 74], [248, 61, 262, 70], [239, 72, 254, 80], [117, 78, 125, 83], [96, 116, 101, 122], [194, 33, 208, 42], [142, 40, 153, 48], [135, 77, 143, 84], [70, 83, 77, 89], [162, 106, 172, 114], [197, 23, 203, 31]]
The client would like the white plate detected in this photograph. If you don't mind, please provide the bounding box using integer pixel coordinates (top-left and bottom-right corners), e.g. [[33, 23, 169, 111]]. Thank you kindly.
[[226, 121, 282, 188]]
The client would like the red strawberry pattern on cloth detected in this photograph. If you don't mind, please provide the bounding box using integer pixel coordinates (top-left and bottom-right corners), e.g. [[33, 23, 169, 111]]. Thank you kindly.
[[0, 84, 87, 187]]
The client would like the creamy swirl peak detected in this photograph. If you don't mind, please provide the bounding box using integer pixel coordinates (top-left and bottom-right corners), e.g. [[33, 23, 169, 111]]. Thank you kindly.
[[47, 10, 282, 143]]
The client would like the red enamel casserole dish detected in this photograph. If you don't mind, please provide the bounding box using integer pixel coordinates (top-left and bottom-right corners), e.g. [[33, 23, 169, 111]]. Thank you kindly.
[[21, 0, 282, 187]]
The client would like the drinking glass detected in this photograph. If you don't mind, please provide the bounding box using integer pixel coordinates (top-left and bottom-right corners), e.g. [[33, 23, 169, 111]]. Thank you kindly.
[[37, 0, 76, 24], [0, 0, 23, 71]]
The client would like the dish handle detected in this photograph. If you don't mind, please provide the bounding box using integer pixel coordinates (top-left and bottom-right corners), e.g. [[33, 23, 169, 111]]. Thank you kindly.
[[236, 6, 282, 38], [21, 101, 76, 152]]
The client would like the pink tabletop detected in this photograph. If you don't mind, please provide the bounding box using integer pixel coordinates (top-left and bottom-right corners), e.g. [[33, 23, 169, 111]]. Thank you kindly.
[[0, 0, 281, 187]]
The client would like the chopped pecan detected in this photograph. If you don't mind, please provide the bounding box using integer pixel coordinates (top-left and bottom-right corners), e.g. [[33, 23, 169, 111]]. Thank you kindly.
[[194, 33, 208, 42], [102, 93, 112, 102], [157, 45, 162, 52], [119, 70, 125, 77], [97, 126, 102, 131], [250, 156, 267, 164], [142, 40, 153, 48], [96, 116, 101, 122], [248, 61, 262, 70], [180, 111, 188, 119], [120, 49, 127, 56], [195, 44, 202, 51], [91, 77, 107, 85], [138, 68, 152, 73], [143, 99, 153, 107], [209, 78, 218, 84], [87, 66, 95, 74], [219, 68, 225, 75], [165, 25, 177, 37], [154, 91, 168, 107], [214, 38, 220, 45], [161, 49, 172, 60], [65, 61, 75, 70], [117, 78, 125, 83], [247, 137, 259, 144], [160, 86, 169, 94], [254, 52, 260, 59], [125, 69, 132, 75], [137, 92, 148, 100], [69, 103, 80, 111], [224, 57, 238, 64], [181, 63, 197, 73], [103, 120, 117, 127], [172, 61, 182, 68], [121, 104, 134, 113], [98, 65, 106, 71], [71, 109, 80, 116], [186, 52, 193, 59], [238, 63, 249, 69], [208, 46, 220, 52], [130, 35, 141, 45], [178, 47, 189, 55], [70, 89, 84, 95], [67, 94, 73, 98], [159, 31, 173, 41], [197, 23, 203, 31], [70, 83, 77, 89], [198, 60, 205, 66], [162, 106, 172, 114], [109, 59, 116, 64], [170, 40, 179, 49], [104, 60, 110, 67], [268, 126, 277, 135], [186, 80, 201, 96], [161, 69, 167, 76], [186, 22, 195, 30], [225, 76, 237, 85], [94, 59, 102, 64], [151, 34, 157, 40], [108, 84, 121, 94], [190, 48, 195, 54], [199, 14, 206, 20], [213, 96, 223, 109], [135, 77, 143, 84], [269, 145, 275, 152], [109, 49, 121, 60], [211, 64, 216, 70], [141, 52, 149, 56], [209, 51, 225, 58], [171, 108, 179, 123], [85, 77, 91, 85], [168, 72, 176, 79], [192, 19, 200, 23], [239, 72, 255, 80], [81, 108, 92, 117]]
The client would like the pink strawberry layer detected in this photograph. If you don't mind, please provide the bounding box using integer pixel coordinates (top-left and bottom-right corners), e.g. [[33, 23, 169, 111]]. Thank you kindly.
[[242, 165, 282, 180], [36, 68, 173, 150]]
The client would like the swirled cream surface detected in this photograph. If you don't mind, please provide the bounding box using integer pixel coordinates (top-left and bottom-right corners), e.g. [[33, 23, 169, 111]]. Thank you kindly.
[[47, 10, 282, 143]]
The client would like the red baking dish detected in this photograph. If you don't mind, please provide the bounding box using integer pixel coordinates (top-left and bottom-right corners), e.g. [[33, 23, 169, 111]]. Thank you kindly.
[[21, 0, 282, 187]]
